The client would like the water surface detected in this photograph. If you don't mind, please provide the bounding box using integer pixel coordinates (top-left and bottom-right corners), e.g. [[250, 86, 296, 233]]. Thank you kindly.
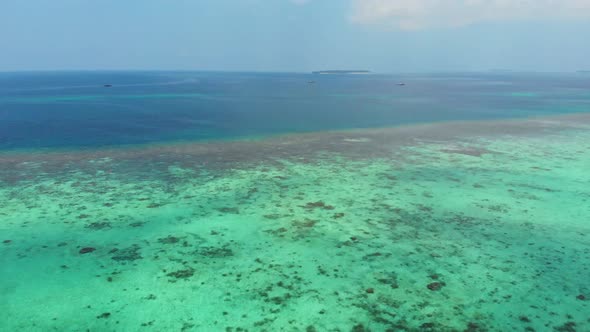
[[1, 71, 589, 150], [0, 72, 589, 331]]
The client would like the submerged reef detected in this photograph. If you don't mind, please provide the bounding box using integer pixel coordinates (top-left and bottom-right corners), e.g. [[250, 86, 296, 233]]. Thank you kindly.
[[1, 115, 590, 331], [110, 245, 142, 262], [79, 247, 96, 254]]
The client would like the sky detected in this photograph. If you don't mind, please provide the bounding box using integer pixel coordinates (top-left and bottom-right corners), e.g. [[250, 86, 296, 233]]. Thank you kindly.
[[1, 0, 590, 72]]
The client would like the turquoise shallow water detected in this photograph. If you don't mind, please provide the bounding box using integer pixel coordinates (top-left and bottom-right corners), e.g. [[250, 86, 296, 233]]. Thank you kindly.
[[1, 114, 589, 331]]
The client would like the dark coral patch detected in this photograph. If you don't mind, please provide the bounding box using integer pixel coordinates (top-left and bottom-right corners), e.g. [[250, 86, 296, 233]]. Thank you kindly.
[[376, 271, 399, 289], [79, 247, 96, 254], [217, 207, 240, 214], [352, 324, 368, 332], [554, 322, 576, 332], [363, 252, 392, 261], [292, 219, 317, 228], [96, 312, 111, 319], [167, 268, 195, 280], [420, 322, 436, 331], [301, 201, 335, 210], [111, 245, 142, 262], [427, 282, 445, 291], [199, 246, 233, 258], [85, 222, 112, 230], [158, 236, 180, 244], [264, 227, 288, 236], [464, 322, 484, 332]]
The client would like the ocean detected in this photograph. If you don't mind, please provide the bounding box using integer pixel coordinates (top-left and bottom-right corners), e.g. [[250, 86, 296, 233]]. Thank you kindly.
[[1, 71, 589, 150], [0, 71, 589, 331]]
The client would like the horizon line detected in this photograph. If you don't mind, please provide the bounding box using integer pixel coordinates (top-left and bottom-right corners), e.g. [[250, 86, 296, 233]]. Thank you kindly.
[[1, 69, 589, 75]]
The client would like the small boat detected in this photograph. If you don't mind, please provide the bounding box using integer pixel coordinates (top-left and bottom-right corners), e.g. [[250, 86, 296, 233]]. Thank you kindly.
[[103, 84, 112, 88], [308, 81, 316, 84], [397, 83, 406, 86]]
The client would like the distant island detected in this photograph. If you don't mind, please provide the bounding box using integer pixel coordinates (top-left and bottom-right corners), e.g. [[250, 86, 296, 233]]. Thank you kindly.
[[312, 70, 371, 75]]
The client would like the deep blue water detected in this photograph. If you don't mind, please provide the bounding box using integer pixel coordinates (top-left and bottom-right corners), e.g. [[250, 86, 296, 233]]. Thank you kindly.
[[0, 71, 589, 150]]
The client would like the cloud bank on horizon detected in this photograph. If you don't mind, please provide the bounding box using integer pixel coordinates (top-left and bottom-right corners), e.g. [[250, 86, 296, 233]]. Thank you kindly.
[[351, 0, 590, 30]]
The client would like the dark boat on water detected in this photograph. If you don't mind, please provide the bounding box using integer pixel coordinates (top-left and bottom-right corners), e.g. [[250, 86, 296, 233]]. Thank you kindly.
[[103, 84, 112, 87]]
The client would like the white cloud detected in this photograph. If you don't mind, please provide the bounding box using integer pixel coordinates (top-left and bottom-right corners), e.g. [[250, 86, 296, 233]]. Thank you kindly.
[[351, 0, 590, 30]]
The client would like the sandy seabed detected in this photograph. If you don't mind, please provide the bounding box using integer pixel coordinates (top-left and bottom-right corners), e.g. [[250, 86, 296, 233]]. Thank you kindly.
[[1, 114, 589, 332]]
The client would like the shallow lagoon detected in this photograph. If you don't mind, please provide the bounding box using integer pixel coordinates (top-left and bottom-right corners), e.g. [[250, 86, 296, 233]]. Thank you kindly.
[[1, 114, 589, 331]]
